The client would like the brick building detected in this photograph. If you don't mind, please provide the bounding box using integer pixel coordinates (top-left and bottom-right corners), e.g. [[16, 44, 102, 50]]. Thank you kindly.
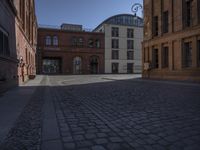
[[0, 0, 17, 91], [14, 0, 37, 84], [37, 24, 105, 74], [142, 0, 200, 81]]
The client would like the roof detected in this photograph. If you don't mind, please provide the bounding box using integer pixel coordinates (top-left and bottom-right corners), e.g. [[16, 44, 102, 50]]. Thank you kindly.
[[94, 14, 143, 31]]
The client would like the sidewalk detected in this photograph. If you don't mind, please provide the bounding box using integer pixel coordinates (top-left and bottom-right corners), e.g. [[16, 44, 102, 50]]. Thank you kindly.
[[0, 75, 44, 144]]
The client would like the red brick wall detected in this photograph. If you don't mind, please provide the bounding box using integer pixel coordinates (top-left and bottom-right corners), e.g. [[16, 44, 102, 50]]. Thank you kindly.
[[37, 28, 105, 74]]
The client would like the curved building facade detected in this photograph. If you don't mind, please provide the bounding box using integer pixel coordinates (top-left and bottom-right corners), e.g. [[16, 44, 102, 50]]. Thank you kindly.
[[94, 14, 143, 74]]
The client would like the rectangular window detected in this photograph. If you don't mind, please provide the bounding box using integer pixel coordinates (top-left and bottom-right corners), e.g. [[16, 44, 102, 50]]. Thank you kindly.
[[112, 63, 119, 73], [127, 29, 134, 38], [0, 28, 9, 56], [112, 50, 119, 60], [153, 16, 158, 36], [0, 30, 3, 55], [127, 51, 134, 60], [198, 1, 200, 23], [127, 40, 134, 49], [152, 49, 159, 68], [183, 42, 192, 68], [162, 11, 169, 33], [198, 40, 200, 67], [127, 63, 133, 73], [112, 39, 119, 49], [112, 27, 119, 37], [183, 0, 192, 27], [162, 47, 169, 68]]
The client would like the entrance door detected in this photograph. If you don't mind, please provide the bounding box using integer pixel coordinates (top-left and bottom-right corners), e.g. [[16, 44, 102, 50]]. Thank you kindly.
[[73, 57, 82, 74], [90, 56, 99, 74], [43, 58, 61, 74], [127, 63, 133, 74], [112, 63, 119, 73]]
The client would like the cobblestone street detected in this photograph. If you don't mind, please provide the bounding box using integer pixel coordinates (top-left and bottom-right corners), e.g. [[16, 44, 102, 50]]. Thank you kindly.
[[0, 75, 200, 150], [48, 75, 200, 150]]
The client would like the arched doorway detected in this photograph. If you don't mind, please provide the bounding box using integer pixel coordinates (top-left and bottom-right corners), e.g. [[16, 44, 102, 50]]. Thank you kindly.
[[73, 57, 82, 74], [90, 56, 99, 74]]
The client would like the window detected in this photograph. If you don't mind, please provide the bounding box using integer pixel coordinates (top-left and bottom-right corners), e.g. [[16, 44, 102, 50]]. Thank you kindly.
[[95, 39, 100, 48], [112, 27, 119, 37], [72, 37, 77, 46], [127, 51, 134, 60], [112, 39, 119, 49], [127, 63, 133, 73], [198, 40, 200, 67], [112, 50, 119, 60], [0, 28, 10, 56], [152, 49, 159, 68], [198, 1, 200, 23], [185, 0, 192, 27], [153, 16, 158, 36], [183, 42, 192, 68], [112, 63, 119, 73], [53, 36, 58, 46], [127, 40, 134, 49], [45, 36, 51, 46], [127, 29, 134, 38], [78, 37, 84, 47], [162, 11, 169, 33], [88, 39, 94, 48], [162, 47, 169, 68]]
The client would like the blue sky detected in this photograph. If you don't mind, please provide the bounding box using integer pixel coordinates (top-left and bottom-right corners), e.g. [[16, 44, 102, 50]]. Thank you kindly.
[[35, 0, 143, 29]]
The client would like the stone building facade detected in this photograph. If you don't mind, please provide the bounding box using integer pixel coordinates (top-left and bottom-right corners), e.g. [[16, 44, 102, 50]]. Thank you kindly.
[[142, 0, 200, 81], [14, 0, 37, 84], [0, 0, 17, 91], [94, 14, 144, 74], [37, 25, 104, 75]]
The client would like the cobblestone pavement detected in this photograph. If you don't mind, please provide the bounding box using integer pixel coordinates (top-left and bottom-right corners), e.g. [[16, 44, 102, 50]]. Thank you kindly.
[[0, 76, 47, 150], [48, 75, 200, 150]]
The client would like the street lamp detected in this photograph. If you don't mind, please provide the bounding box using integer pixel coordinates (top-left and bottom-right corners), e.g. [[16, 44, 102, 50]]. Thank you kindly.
[[131, 3, 143, 18]]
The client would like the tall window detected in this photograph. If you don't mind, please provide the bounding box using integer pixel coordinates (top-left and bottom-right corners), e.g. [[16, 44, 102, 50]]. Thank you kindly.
[[127, 40, 134, 49], [152, 49, 159, 68], [88, 39, 94, 48], [153, 16, 158, 36], [198, 1, 200, 23], [45, 36, 51, 46], [95, 39, 100, 48], [112, 27, 119, 37], [0, 28, 10, 56], [112, 39, 119, 49], [127, 29, 134, 38], [183, 42, 192, 68], [162, 47, 169, 68], [112, 50, 119, 60], [78, 37, 84, 47], [127, 63, 133, 73], [127, 51, 134, 60], [53, 36, 58, 46], [162, 11, 169, 33], [183, 0, 192, 27], [197, 40, 200, 67], [112, 63, 119, 73]]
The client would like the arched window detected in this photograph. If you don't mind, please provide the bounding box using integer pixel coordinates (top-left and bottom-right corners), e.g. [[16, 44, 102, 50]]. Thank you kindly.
[[45, 36, 51, 46], [95, 39, 100, 48], [88, 39, 94, 48], [53, 36, 58, 46]]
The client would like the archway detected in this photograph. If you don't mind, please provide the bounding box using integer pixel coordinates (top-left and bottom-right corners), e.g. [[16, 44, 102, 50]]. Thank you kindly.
[[73, 57, 82, 74], [90, 56, 99, 74]]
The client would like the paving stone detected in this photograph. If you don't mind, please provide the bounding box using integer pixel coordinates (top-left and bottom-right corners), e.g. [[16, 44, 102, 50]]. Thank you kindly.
[[92, 145, 106, 150]]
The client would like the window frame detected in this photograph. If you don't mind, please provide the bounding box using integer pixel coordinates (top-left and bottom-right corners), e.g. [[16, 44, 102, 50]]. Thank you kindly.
[[112, 50, 119, 60], [111, 27, 119, 37], [112, 39, 119, 49], [127, 51, 134, 60], [183, 42, 192, 68], [45, 36, 51, 46]]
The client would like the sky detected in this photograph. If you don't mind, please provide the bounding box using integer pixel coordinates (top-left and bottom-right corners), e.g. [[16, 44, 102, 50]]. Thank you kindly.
[[35, 0, 143, 29]]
